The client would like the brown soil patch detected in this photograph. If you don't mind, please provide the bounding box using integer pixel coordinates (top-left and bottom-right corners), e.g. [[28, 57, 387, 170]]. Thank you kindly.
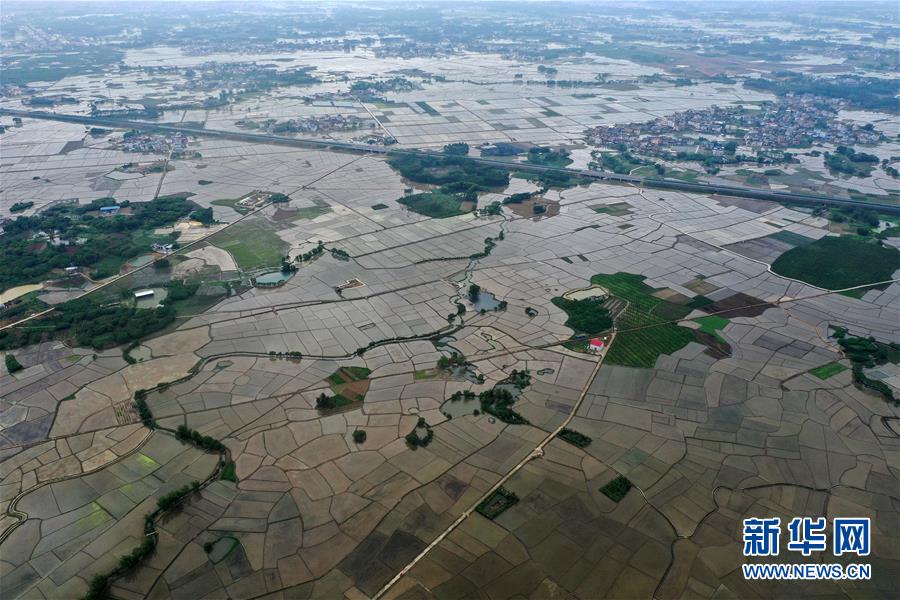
[[332, 379, 370, 402], [684, 277, 718, 295], [505, 197, 560, 219], [652, 289, 691, 304], [272, 207, 299, 221], [696, 331, 732, 359], [700, 292, 774, 318]]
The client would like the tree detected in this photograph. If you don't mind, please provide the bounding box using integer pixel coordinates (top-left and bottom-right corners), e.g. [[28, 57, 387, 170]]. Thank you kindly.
[[5, 354, 23, 374], [352, 429, 367, 444], [443, 142, 469, 155], [190, 207, 214, 225], [468, 284, 481, 302]]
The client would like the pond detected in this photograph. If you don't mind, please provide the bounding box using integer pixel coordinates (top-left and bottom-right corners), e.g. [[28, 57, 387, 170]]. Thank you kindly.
[[135, 287, 168, 309], [255, 271, 293, 286], [440, 383, 523, 418], [472, 290, 501, 311]]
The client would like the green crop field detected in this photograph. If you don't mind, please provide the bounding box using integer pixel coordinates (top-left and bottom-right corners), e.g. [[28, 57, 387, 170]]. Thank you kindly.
[[693, 315, 730, 342], [771, 236, 900, 290], [592, 273, 698, 368], [210, 218, 287, 270], [398, 190, 470, 218], [809, 361, 847, 380]]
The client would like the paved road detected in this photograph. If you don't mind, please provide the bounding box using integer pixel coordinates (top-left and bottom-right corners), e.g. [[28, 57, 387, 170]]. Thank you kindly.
[[3, 108, 899, 215], [373, 337, 612, 600]]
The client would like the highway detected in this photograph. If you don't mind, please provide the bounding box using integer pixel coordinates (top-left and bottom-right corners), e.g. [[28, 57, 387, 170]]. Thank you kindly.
[[3, 107, 899, 215]]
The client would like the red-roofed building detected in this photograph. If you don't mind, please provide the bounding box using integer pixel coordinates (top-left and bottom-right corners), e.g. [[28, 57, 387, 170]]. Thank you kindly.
[[588, 338, 605, 353]]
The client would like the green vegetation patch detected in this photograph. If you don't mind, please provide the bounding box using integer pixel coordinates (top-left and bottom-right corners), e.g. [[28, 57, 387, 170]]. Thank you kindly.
[[600, 475, 633, 503], [476, 487, 519, 520], [416, 101, 439, 116], [591, 273, 697, 368], [693, 315, 730, 343], [768, 231, 817, 247], [592, 150, 650, 174], [388, 153, 509, 189], [318, 366, 372, 410], [592, 202, 633, 216], [209, 217, 288, 270], [398, 190, 472, 219], [831, 328, 900, 404], [5, 354, 24, 374], [290, 199, 331, 221], [1, 195, 192, 291], [206, 536, 240, 564], [327, 366, 372, 385], [686, 295, 714, 310], [771, 236, 900, 290], [550, 296, 612, 335], [211, 197, 250, 215], [557, 428, 592, 448], [526, 147, 572, 168], [220, 460, 237, 483], [809, 361, 848, 380]]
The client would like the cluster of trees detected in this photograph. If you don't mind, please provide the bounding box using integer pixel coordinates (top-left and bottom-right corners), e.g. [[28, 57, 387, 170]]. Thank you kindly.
[[315, 392, 347, 410], [480, 201, 503, 216], [175, 424, 226, 452], [157, 481, 201, 512], [824, 146, 880, 177], [830, 206, 880, 228], [134, 390, 156, 428], [503, 192, 537, 205], [388, 153, 509, 189], [833, 327, 899, 404], [5, 301, 176, 351], [0, 279, 198, 351], [281, 260, 298, 274], [10, 201, 33, 213], [299, 241, 325, 262], [190, 207, 214, 225], [557, 427, 592, 448], [479, 386, 528, 424], [449, 390, 477, 402], [502, 369, 532, 389], [85, 509, 159, 600], [550, 296, 613, 335], [481, 142, 526, 157], [405, 417, 434, 449], [268, 350, 303, 358], [595, 150, 649, 174], [743, 73, 899, 112], [330, 248, 350, 261], [1, 195, 192, 290], [437, 351, 468, 370], [468, 283, 481, 302], [526, 146, 571, 167], [5, 354, 23, 374], [443, 142, 469, 155]]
